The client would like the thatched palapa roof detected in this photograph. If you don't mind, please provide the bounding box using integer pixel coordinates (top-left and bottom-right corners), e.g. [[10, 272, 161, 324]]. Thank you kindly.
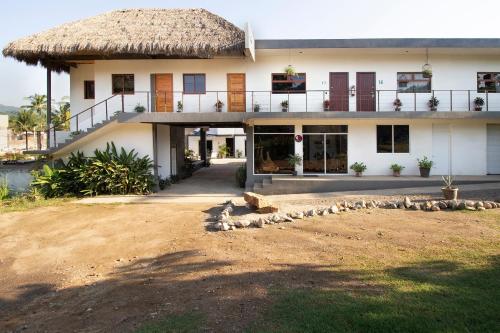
[[2, 8, 245, 72]]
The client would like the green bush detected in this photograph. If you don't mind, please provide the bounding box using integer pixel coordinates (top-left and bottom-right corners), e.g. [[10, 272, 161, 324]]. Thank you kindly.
[[31, 142, 154, 198], [0, 177, 10, 200], [235, 164, 246, 188]]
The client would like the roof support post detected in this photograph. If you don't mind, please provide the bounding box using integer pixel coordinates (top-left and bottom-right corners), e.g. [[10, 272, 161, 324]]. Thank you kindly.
[[152, 123, 159, 192], [200, 128, 208, 166], [46, 67, 52, 149]]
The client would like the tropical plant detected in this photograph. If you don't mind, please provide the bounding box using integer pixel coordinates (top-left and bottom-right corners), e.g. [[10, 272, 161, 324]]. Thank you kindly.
[[281, 100, 289, 111], [474, 97, 484, 111], [428, 96, 439, 111], [23, 94, 49, 150], [31, 143, 155, 198], [253, 103, 261, 112], [134, 104, 146, 113], [442, 175, 455, 189], [52, 99, 71, 131], [214, 100, 224, 111], [158, 176, 172, 190], [350, 162, 367, 174], [177, 101, 183, 112], [0, 177, 10, 200], [393, 98, 403, 111], [235, 164, 246, 188], [287, 154, 303, 167], [417, 156, 434, 169], [217, 144, 230, 158], [11, 108, 37, 150]]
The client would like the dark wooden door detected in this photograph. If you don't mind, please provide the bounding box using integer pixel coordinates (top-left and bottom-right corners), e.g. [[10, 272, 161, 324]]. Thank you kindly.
[[329, 72, 349, 111], [155, 74, 173, 112], [227, 73, 246, 112], [356, 72, 376, 112]]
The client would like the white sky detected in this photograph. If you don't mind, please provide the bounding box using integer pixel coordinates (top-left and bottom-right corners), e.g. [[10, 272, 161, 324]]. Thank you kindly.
[[1, 0, 499, 107]]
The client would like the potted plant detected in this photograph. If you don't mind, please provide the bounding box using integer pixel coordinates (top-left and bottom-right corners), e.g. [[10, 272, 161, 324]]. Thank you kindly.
[[134, 104, 146, 113], [422, 67, 432, 78], [281, 100, 289, 112], [390, 163, 405, 177], [287, 154, 302, 176], [214, 100, 224, 112], [417, 156, 434, 177], [350, 162, 367, 177], [323, 100, 330, 111], [428, 96, 439, 111], [253, 103, 261, 112], [284, 65, 296, 76], [177, 101, 183, 112], [442, 175, 458, 200], [473, 97, 484, 111], [393, 98, 403, 111]]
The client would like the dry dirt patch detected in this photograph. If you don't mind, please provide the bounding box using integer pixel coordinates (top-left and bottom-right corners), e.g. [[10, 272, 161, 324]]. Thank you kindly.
[[0, 202, 498, 332]]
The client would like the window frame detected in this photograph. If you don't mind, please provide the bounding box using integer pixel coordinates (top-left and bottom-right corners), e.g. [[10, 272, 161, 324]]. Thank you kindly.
[[183, 73, 206, 94], [111, 74, 135, 95], [253, 125, 295, 175], [477, 72, 500, 93], [397, 72, 432, 93], [271, 73, 307, 94], [84, 80, 95, 99], [376, 125, 410, 154]]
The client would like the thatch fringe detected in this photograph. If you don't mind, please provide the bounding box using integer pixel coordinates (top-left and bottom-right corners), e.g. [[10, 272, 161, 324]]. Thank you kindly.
[[2, 8, 245, 71]]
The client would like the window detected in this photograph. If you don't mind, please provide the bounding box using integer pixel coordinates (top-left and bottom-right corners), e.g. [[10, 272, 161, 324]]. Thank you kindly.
[[183, 74, 206, 94], [112, 74, 134, 94], [272, 73, 306, 94], [84, 80, 95, 99], [303, 125, 348, 133], [477, 72, 500, 93], [397, 72, 431, 93], [377, 125, 409, 153], [254, 126, 295, 174]]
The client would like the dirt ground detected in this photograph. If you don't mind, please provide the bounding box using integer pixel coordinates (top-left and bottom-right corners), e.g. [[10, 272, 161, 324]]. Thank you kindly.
[[0, 199, 499, 332]]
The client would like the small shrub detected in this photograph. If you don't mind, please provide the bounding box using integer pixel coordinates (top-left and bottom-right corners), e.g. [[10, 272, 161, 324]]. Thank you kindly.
[[417, 156, 434, 169], [235, 164, 246, 188], [134, 104, 146, 113], [350, 162, 367, 173], [218, 144, 230, 158], [0, 178, 10, 200], [390, 164, 405, 172], [158, 176, 172, 190], [236, 149, 243, 158]]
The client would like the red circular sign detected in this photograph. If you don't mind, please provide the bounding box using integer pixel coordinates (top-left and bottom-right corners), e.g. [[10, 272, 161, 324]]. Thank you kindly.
[[295, 134, 303, 142]]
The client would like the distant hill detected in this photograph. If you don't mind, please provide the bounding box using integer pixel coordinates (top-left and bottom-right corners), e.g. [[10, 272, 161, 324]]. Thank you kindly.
[[0, 104, 19, 116]]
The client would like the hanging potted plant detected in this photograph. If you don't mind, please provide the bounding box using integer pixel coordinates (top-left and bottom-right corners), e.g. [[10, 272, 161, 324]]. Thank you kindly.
[[422, 66, 433, 78], [473, 97, 484, 111], [214, 100, 224, 112], [442, 175, 458, 200], [417, 156, 434, 177], [350, 162, 367, 177], [284, 65, 296, 76], [287, 154, 302, 176], [177, 101, 183, 113], [389, 164, 405, 177], [428, 96, 439, 111], [280, 100, 289, 112], [393, 98, 403, 111]]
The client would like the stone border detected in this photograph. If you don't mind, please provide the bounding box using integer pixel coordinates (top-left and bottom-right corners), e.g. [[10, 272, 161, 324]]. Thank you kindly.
[[214, 197, 500, 232]]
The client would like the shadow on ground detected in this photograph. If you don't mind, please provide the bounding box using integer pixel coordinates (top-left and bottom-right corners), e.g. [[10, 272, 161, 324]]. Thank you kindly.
[[1, 252, 498, 332]]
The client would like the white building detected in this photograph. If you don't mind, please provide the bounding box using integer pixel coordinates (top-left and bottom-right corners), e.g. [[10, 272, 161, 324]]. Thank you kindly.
[[186, 128, 246, 158], [3, 8, 500, 190]]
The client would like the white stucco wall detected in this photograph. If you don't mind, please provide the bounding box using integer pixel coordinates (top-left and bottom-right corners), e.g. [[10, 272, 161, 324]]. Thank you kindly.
[[69, 49, 500, 130], [188, 134, 246, 158]]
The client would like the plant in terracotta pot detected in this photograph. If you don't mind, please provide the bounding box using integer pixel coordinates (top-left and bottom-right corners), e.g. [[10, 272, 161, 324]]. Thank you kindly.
[[393, 98, 403, 111], [280, 100, 289, 112], [287, 154, 302, 176], [323, 100, 330, 111], [350, 162, 367, 177], [428, 96, 439, 111], [390, 163, 405, 177], [214, 100, 224, 112], [473, 97, 484, 111], [417, 156, 434, 177], [442, 175, 458, 200]]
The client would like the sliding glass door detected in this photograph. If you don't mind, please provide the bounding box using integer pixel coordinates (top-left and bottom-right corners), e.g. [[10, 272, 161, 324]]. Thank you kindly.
[[303, 125, 348, 174]]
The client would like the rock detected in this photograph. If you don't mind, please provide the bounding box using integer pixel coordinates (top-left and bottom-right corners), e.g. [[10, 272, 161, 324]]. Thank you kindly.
[[271, 214, 281, 223], [465, 200, 475, 208], [397, 201, 405, 209], [484, 202, 492, 209], [438, 201, 448, 210], [490, 202, 498, 208], [283, 215, 294, 222], [356, 200, 366, 209], [449, 200, 458, 210], [234, 219, 251, 228], [477, 206, 486, 211], [220, 222, 230, 231], [244, 192, 279, 213], [465, 206, 476, 211], [431, 205, 440, 211], [295, 212, 304, 219], [404, 196, 412, 208], [475, 201, 484, 209], [329, 205, 339, 214], [423, 201, 433, 211], [319, 209, 329, 216], [458, 201, 466, 210], [306, 209, 316, 217], [253, 218, 264, 228], [386, 202, 398, 209], [410, 204, 420, 210]]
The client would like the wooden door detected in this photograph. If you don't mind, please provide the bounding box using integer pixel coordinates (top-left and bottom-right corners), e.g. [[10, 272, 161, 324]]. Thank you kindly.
[[356, 72, 376, 112], [329, 72, 349, 111], [227, 73, 246, 112], [155, 74, 173, 112]]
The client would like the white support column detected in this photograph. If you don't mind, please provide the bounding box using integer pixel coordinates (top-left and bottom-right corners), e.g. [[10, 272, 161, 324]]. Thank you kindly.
[[294, 124, 303, 175]]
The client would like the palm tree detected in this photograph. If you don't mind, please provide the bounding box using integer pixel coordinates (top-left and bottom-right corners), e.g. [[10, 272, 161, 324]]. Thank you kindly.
[[11, 109, 37, 150], [52, 98, 71, 131], [23, 94, 48, 150]]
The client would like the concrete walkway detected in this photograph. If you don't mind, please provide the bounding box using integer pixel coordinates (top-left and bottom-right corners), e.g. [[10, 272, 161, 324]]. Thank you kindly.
[[76, 158, 245, 204]]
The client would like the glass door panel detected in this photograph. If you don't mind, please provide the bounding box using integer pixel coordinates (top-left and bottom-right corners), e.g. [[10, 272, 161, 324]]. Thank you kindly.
[[326, 134, 348, 174], [303, 135, 325, 173]]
